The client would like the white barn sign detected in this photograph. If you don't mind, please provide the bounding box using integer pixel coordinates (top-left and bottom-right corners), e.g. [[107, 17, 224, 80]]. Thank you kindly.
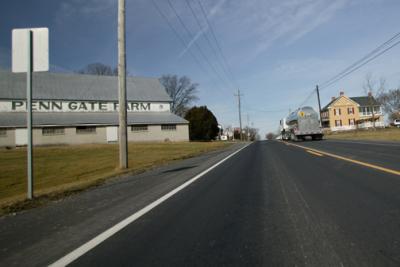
[[0, 100, 170, 113]]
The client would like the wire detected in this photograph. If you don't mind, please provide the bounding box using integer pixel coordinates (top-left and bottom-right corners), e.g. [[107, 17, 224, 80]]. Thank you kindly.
[[166, 0, 232, 93], [320, 39, 400, 90], [197, 0, 238, 85], [150, 0, 209, 76], [319, 32, 400, 90], [296, 31, 400, 111], [184, 0, 234, 89]]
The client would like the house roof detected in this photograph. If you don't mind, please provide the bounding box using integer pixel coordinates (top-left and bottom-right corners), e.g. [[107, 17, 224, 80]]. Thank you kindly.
[[350, 96, 380, 106], [0, 70, 171, 102], [321, 95, 380, 111], [0, 112, 188, 127]]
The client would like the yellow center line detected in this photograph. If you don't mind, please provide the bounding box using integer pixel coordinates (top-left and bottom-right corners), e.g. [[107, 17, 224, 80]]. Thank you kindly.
[[282, 141, 400, 176], [306, 150, 323, 157]]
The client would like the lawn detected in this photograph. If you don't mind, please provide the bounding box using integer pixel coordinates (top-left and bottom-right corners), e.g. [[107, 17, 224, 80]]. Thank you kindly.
[[324, 127, 400, 142], [0, 141, 233, 207]]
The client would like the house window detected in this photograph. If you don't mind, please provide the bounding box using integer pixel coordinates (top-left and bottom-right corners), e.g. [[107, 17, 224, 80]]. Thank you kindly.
[[334, 108, 341, 116], [348, 119, 355, 126], [0, 128, 7, 137], [347, 107, 354, 114], [131, 125, 148, 132], [76, 126, 96, 134], [161, 124, 177, 131], [335, 120, 342, 127], [42, 127, 65, 136]]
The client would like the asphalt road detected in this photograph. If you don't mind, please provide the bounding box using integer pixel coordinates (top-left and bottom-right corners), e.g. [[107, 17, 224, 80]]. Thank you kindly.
[[1, 140, 400, 266]]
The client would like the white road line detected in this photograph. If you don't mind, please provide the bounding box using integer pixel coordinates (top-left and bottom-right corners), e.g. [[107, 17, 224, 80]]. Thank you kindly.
[[49, 143, 252, 267]]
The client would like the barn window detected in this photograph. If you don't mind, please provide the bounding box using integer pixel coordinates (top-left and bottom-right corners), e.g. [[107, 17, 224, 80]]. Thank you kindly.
[[131, 125, 148, 132], [76, 126, 96, 134], [161, 124, 177, 131], [42, 127, 65, 136]]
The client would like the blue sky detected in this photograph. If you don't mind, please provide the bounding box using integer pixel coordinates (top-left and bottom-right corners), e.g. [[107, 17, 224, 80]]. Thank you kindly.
[[1, 0, 400, 136]]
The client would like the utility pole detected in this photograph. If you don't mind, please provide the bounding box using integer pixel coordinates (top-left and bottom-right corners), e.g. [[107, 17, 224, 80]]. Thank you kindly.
[[246, 113, 250, 141], [234, 89, 243, 141], [316, 85, 322, 127], [118, 0, 128, 169]]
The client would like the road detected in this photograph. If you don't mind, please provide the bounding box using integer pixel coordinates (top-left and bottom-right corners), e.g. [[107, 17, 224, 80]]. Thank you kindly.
[[1, 140, 400, 266]]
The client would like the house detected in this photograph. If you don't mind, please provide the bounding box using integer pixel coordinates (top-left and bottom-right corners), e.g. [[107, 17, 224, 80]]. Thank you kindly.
[[321, 91, 384, 131]]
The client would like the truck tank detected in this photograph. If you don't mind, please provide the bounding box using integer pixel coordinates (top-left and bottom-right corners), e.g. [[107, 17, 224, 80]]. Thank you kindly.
[[285, 106, 323, 141]]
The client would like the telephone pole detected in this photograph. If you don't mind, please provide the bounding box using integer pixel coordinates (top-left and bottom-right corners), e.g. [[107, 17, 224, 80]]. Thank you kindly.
[[118, 0, 128, 169], [316, 85, 322, 127], [234, 89, 243, 141], [246, 113, 250, 141]]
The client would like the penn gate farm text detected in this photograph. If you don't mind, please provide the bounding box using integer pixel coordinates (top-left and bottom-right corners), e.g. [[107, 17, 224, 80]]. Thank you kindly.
[[0, 100, 170, 112]]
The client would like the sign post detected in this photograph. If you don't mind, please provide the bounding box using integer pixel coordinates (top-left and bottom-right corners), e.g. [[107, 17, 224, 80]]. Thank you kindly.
[[26, 30, 33, 199], [12, 27, 48, 199]]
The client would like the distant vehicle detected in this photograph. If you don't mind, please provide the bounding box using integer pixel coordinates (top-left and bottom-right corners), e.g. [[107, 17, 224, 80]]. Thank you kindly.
[[220, 135, 228, 141], [279, 118, 290, 140], [394, 119, 400, 128], [283, 106, 323, 141]]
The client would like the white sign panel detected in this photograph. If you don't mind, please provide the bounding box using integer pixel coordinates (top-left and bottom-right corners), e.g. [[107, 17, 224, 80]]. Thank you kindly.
[[12, 28, 49, 73], [0, 100, 170, 113]]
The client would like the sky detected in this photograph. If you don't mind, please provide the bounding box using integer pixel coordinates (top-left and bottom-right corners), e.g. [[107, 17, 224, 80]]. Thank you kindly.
[[1, 0, 400, 137]]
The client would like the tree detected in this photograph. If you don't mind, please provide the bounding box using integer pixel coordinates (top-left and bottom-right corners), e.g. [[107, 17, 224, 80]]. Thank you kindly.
[[266, 132, 274, 140], [363, 73, 386, 128], [78, 63, 117, 76], [160, 75, 199, 116], [184, 106, 219, 141], [377, 88, 400, 120]]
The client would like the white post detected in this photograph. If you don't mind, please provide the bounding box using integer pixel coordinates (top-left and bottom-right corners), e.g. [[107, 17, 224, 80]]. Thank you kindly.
[[27, 30, 33, 199]]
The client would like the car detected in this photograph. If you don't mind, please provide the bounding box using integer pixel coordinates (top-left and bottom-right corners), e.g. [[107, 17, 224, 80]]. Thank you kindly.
[[394, 119, 400, 127]]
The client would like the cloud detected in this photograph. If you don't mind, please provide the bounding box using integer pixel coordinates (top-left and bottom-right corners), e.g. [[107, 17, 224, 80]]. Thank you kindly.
[[177, 0, 227, 58], [55, 0, 116, 25], [210, 0, 349, 58]]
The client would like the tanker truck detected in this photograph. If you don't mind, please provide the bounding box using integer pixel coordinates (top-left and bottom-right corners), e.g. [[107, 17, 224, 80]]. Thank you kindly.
[[284, 106, 323, 141]]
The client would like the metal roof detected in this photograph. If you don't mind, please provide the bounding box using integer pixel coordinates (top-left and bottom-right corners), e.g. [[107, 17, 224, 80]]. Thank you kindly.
[[0, 70, 172, 102], [350, 96, 380, 106], [0, 112, 188, 127]]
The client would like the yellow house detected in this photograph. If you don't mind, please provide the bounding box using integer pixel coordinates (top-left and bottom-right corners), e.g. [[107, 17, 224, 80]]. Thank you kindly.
[[321, 91, 384, 131]]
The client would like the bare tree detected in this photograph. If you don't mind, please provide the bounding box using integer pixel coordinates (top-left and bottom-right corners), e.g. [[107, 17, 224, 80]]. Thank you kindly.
[[363, 73, 386, 128], [377, 88, 400, 120], [78, 63, 118, 76], [160, 75, 199, 116]]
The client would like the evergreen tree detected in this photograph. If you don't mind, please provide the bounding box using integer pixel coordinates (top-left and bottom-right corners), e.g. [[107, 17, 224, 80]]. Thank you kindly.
[[185, 106, 219, 141]]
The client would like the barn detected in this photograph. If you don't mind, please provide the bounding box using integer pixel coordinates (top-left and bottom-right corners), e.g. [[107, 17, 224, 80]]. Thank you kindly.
[[0, 70, 189, 146]]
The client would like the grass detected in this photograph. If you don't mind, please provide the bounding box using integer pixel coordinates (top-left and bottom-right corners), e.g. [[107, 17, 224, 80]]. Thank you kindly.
[[324, 127, 400, 142], [0, 141, 233, 214]]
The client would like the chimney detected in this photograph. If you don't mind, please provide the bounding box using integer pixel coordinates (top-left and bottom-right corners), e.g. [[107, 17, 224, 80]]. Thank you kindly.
[[368, 92, 372, 97], [340, 91, 344, 96], [331, 97, 336, 101]]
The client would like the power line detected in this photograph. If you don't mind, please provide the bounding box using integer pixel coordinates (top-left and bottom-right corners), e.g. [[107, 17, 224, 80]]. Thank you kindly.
[[166, 0, 232, 93], [150, 0, 209, 76], [320, 32, 400, 90], [297, 31, 400, 110], [197, 0, 238, 85], [184, 0, 234, 89]]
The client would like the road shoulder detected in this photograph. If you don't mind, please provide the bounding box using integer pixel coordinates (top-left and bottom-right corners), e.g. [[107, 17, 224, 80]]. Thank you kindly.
[[0, 142, 250, 267]]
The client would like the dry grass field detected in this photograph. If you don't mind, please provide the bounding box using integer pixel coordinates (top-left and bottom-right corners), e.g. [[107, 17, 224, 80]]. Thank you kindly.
[[324, 127, 400, 142], [0, 141, 232, 210]]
